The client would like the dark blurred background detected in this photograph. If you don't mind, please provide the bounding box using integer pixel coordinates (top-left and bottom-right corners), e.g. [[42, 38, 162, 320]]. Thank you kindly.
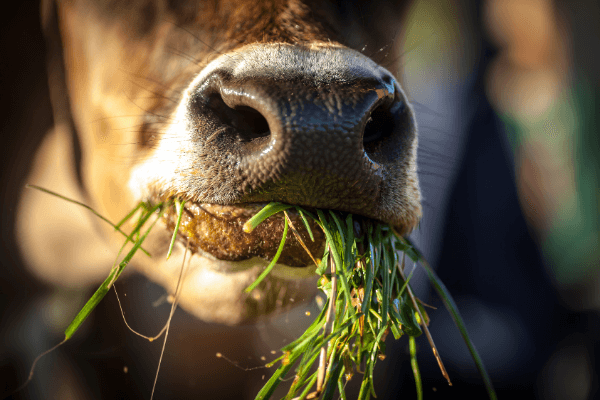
[[1, 0, 599, 399]]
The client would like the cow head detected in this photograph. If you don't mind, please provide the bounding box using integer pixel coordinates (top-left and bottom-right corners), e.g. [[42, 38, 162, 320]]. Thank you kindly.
[[18, 0, 421, 324]]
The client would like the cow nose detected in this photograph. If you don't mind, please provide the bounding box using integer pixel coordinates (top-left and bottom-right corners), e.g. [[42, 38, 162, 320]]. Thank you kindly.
[[186, 45, 416, 218]]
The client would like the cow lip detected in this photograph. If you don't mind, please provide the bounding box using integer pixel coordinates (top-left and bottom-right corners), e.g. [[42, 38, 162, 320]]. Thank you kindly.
[[158, 199, 326, 269]]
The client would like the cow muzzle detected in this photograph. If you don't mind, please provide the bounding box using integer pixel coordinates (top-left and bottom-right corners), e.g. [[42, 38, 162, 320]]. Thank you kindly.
[[126, 43, 421, 323]]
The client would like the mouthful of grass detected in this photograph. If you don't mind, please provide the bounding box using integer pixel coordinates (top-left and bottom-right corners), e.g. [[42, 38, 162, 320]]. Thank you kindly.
[[20, 186, 497, 400], [240, 203, 439, 399]]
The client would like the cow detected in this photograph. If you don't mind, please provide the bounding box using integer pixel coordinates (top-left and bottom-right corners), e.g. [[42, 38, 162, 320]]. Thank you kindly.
[[17, 0, 420, 325], [12, 0, 423, 398]]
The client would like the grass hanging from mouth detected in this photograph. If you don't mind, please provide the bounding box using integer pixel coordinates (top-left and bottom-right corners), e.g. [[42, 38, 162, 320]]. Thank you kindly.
[[15, 187, 496, 400], [244, 214, 289, 293], [244, 202, 497, 400], [10, 188, 192, 398]]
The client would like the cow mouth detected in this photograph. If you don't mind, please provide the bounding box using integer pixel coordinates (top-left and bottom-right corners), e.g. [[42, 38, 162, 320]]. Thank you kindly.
[[160, 199, 326, 269]]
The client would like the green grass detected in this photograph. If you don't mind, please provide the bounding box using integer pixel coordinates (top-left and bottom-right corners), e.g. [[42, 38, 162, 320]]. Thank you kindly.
[[244, 203, 496, 400], [19, 188, 497, 400]]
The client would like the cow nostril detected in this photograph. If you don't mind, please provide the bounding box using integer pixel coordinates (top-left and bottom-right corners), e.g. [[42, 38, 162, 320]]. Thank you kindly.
[[230, 105, 270, 141], [362, 96, 408, 164], [206, 93, 270, 142], [363, 103, 395, 145]]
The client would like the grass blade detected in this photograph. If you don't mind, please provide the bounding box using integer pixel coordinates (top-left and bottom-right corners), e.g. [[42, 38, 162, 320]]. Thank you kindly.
[[381, 241, 392, 327], [344, 215, 355, 273], [115, 202, 143, 229], [243, 202, 293, 233], [166, 200, 186, 260], [244, 217, 289, 293], [409, 336, 423, 400], [361, 246, 375, 320], [285, 346, 321, 399], [321, 350, 342, 400], [328, 210, 346, 247], [284, 210, 319, 268], [64, 203, 164, 340], [295, 207, 315, 242], [293, 371, 318, 400], [367, 327, 387, 397]]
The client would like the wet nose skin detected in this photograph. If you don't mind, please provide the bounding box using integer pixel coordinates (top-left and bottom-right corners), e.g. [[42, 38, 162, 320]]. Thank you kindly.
[[155, 44, 420, 231], [194, 66, 398, 204]]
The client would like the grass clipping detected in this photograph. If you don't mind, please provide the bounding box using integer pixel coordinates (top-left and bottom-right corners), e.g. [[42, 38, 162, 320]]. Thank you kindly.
[[21, 186, 496, 400], [246, 204, 444, 400]]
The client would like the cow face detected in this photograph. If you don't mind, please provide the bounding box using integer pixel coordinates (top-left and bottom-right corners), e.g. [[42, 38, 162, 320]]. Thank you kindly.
[[19, 0, 421, 324]]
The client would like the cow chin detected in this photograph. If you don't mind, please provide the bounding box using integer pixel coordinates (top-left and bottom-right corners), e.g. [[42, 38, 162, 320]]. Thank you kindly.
[[132, 212, 320, 325]]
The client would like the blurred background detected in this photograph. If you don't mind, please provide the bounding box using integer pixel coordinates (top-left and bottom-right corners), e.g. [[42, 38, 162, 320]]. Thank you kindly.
[[1, 0, 599, 399]]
